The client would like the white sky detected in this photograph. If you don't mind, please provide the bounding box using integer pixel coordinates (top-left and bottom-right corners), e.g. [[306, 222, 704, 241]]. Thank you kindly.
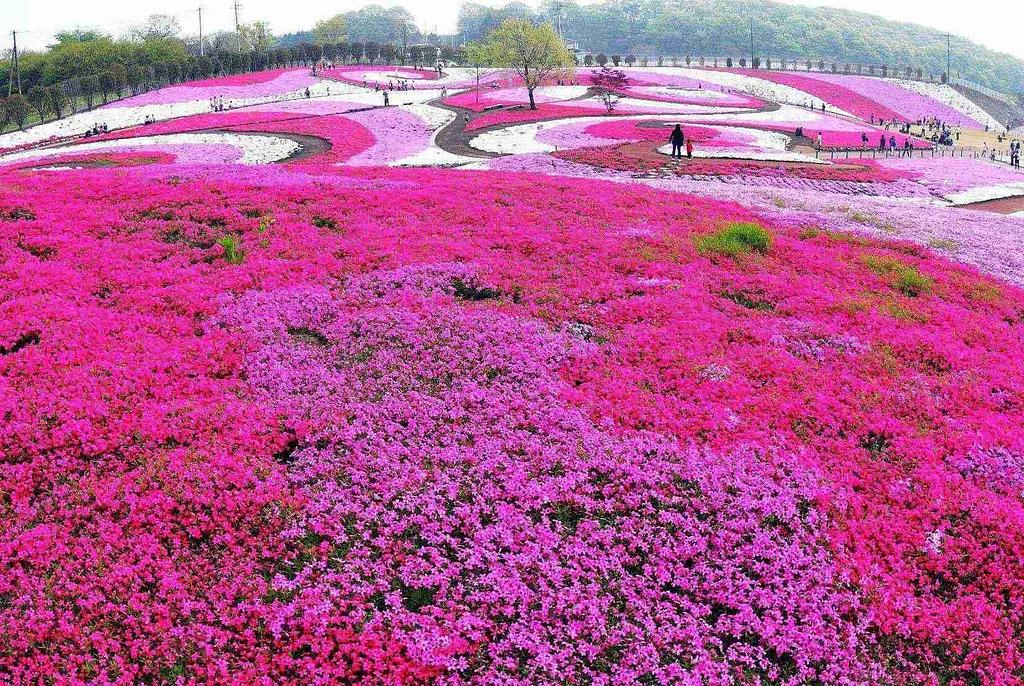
[[1, 0, 1023, 61]]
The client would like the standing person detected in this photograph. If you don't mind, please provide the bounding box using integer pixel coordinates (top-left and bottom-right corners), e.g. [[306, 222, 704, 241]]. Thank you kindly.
[[686, 137, 694, 159], [669, 124, 684, 159], [816, 132, 823, 150], [879, 134, 886, 152], [383, 90, 390, 107]]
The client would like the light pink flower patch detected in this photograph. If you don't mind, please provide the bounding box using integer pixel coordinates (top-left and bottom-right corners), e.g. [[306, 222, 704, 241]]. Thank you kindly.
[[105, 68, 321, 108]]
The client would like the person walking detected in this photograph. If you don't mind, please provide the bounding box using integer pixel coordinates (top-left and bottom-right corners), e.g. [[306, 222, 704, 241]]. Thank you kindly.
[[669, 124, 684, 159], [879, 134, 886, 152]]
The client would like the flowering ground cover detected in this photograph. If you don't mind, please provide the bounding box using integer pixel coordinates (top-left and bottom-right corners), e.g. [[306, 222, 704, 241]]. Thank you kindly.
[[324, 66, 509, 92], [23, 109, 376, 166], [4, 159, 1024, 685], [554, 141, 911, 181], [623, 85, 763, 109], [745, 71, 997, 130], [3, 63, 1024, 686], [106, 68, 323, 108], [734, 70, 905, 123]]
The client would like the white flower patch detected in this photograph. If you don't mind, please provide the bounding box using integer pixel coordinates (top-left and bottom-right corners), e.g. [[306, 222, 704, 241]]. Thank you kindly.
[[889, 79, 1002, 131], [655, 142, 830, 164], [945, 182, 1024, 205], [692, 104, 858, 128], [657, 67, 853, 117], [0, 132, 299, 166], [602, 97, 750, 115], [629, 86, 748, 103], [469, 119, 573, 155], [391, 104, 479, 167], [0, 80, 344, 151]]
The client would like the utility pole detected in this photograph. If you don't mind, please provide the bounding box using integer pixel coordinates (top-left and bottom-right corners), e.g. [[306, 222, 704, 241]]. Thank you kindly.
[[749, 19, 754, 68], [198, 7, 204, 57], [233, 0, 243, 53], [8, 30, 21, 96], [946, 33, 951, 83]]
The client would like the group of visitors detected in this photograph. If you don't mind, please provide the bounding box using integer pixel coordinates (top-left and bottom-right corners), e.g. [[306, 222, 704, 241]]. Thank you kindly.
[[868, 133, 913, 157], [374, 80, 414, 95], [210, 95, 227, 112], [870, 115, 959, 146], [142, 114, 157, 125], [1011, 140, 1021, 168], [310, 61, 336, 76], [668, 124, 694, 159], [83, 123, 109, 137]]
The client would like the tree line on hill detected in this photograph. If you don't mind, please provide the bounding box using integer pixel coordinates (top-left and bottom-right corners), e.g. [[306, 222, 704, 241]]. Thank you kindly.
[[4, 0, 1023, 133], [458, 0, 1024, 97], [0, 10, 461, 132]]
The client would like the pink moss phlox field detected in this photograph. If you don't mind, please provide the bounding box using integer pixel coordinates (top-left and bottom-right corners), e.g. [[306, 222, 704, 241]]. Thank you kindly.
[[623, 85, 763, 109], [322, 65, 441, 88], [585, 120, 751, 147], [3, 162, 1024, 685], [734, 70, 904, 123], [106, 68, 321, 107], [798, 72, 987, 128], [94, 110, 376, 165], [555, 143, 920, 183], [465, 104, 609, 131]]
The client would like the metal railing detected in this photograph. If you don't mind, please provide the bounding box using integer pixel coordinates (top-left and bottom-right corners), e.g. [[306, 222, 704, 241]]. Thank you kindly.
[[815, 145, 1024, 170]]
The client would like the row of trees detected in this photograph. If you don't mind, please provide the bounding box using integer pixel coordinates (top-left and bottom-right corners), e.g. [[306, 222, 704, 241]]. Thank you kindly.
[[0, 29, 462, 131], [457, 0, 1024, 96], [579, 52, 933, 80]]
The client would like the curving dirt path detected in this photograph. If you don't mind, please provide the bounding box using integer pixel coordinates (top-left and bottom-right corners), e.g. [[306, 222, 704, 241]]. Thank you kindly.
[[429, 91, 781, 161]]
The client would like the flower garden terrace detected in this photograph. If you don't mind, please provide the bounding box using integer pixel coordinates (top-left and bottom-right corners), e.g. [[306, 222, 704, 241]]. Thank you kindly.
[[2, 65, 1024, 686]]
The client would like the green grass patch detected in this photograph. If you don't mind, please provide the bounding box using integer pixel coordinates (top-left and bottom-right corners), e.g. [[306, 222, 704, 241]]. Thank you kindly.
[[927, 238, 958, 252], [719, 288, 775, 312], [694, 222, 772, 257], [862, 255, 932, 297], [217, 235, 245, 264]]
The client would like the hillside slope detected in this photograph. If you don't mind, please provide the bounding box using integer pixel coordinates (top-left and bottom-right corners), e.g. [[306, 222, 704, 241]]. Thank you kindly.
[[459, 0, 1024, 96]]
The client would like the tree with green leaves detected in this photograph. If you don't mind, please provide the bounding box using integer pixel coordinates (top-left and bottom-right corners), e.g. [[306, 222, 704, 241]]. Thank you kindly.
[[484, 19, 574, 110], [313, 15, 347, 61], [241, 22, 275, 53], [27, 86, 50, 122], [464, 41, 496, 106], [48, 86, 67, 119], [98, 71, 117, 103], [5, 94, 31, 130]]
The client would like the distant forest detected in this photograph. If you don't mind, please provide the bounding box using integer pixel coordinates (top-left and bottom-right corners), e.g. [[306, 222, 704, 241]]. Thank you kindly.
[[455, 0, 1024, 96]]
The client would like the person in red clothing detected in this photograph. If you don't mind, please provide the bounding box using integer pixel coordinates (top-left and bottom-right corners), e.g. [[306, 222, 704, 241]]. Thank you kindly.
[[686, 138, 694, 159]]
